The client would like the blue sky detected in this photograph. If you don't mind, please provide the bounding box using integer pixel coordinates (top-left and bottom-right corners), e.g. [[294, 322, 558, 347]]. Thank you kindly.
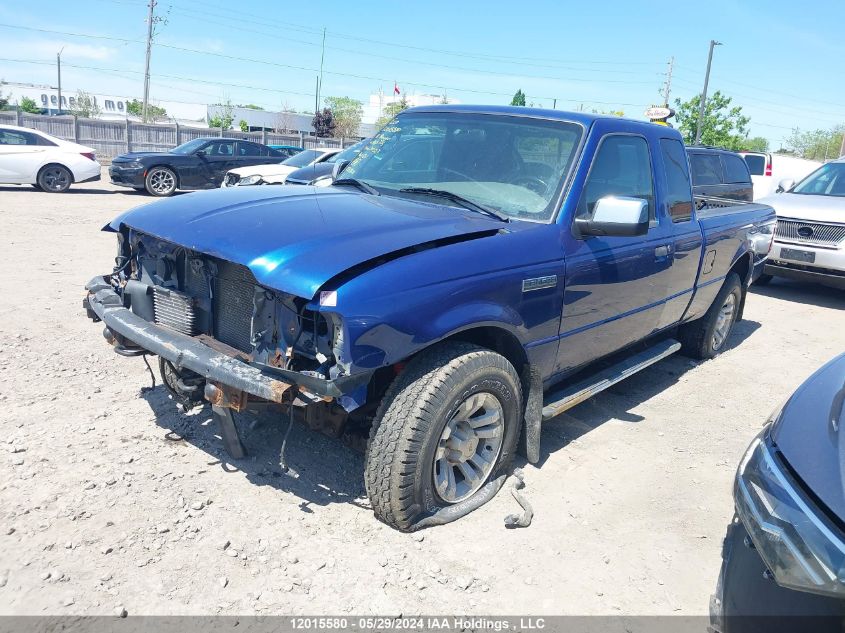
[[1, 0, 843, 146]]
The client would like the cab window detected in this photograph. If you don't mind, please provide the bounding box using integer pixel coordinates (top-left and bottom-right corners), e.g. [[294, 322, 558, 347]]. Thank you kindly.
[[577, 135, 655, 222]]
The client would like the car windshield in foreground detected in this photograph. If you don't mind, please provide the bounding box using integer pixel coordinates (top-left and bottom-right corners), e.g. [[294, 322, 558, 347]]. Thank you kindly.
[[326, 140, 369, 164], [792, 162, 845, 197], [170, 138, 209, 154], [340, 112, 582, 221], [282, 149, 325, 168]]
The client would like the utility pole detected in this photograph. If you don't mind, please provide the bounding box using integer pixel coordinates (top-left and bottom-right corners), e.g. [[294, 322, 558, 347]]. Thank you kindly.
[[142, 0, 156, 122], [694, 40, 722, 145], [316, 27, 326, 111], [662, 56, 674, 107], [56, 47, 64, 115]]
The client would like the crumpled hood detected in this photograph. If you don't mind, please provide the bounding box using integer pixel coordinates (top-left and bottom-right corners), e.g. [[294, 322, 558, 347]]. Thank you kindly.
[[759, 192, 845, 224], [771, 352, 845, 521], [228, 163, 291, 178], [108, 186, 502, 299]]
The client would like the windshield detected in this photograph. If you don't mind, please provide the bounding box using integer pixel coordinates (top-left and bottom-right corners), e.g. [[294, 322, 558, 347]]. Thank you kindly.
[[342, 112, 582, 221], [170, 138, 209, 154], [792, 162, 845, 197], [326, 140, 368, 164], [282, 149, 326, 168]]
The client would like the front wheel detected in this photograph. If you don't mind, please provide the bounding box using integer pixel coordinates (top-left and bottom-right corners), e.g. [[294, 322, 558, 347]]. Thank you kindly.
[[365, 342, 522, 531], [679, 272, 742, 360], [145, 166, 177, 196]]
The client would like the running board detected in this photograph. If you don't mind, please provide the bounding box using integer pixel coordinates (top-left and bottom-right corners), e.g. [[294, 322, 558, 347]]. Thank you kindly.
[[542, 339, 682, 421]]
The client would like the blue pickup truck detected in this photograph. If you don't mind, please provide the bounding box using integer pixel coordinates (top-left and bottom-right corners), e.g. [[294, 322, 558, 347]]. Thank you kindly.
[[84, 105, 776, 530]]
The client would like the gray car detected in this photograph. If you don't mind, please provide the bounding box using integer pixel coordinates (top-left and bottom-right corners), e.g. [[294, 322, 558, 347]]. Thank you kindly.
[[757, 158, 845, 289]]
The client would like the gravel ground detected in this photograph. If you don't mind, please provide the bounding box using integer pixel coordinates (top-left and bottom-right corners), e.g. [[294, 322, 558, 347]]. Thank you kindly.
[[1, 171, 843, 616]]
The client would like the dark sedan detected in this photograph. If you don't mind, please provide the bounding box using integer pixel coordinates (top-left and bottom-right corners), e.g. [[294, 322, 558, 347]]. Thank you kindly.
[[711, 352, 845, 632], [688, 146, 754, 202], [109, 138, 288, 196], [284, 138, 370, 186]]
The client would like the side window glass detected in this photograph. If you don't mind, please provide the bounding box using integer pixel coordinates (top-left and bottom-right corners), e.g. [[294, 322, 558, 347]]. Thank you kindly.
[[238, 142, 262, 157], [205, 141, 234, 156], [690, 153, 722, 185], [576, 135, 655, 222], [723, 154, 751, 184], [659, 138, 694, 223]]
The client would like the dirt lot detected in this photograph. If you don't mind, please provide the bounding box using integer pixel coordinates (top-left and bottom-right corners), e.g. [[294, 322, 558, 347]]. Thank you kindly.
[[1, 170, 843, 617]]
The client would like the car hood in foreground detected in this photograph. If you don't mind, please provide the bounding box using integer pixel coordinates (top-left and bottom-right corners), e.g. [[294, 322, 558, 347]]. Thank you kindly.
[[107, 186, 503, 300], [759, 192, 845, 224], [771, 352, 845, 521]]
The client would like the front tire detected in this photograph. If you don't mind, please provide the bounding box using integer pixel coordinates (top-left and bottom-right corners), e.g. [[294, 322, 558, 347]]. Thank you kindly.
[[37, 164, 72, 192], [679, 272, 742, 360], [144, 166, 177, 196], [365, 342, 522, 531]]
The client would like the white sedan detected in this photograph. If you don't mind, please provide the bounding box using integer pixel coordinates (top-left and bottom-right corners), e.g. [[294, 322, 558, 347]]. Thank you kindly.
[[0, 124, 101, 192], [221, 147, 340, 187]]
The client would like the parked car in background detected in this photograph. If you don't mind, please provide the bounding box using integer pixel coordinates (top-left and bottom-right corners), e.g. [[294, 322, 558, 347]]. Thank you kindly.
[[0, 124, 100, 193], [221, 147, 341, 187], [267, 144, 304, 159], [711, 352, 845, 633], [756, 159, 845, 289], [84, 105, 775, 531], [687, 146, 753, 202], [739, 151, 821, 200], [284, 139, 370, 187], [109, 138, 289, 196]]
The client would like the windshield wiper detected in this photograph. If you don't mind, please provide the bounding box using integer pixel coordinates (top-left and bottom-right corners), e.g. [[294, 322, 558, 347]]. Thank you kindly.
[[333, 178, 380, 196], [399, 187, 509, 222]]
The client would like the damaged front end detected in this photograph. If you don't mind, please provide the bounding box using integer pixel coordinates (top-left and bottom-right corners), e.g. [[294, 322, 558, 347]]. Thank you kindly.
[[84, 228, 371, 456]]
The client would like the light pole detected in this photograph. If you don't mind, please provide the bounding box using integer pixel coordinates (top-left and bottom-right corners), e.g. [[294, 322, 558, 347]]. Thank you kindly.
[[694, 40, 722, 145], [56, 46, 64, 115]]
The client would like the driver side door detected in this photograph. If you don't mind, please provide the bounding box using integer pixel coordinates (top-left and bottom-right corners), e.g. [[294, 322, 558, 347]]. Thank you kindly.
[[197, 140, 237, 187], [556, 129, 674, 373]]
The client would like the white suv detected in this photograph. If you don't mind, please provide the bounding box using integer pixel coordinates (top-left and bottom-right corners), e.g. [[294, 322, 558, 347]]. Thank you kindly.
[[0, 124, 101, 192], [758, 158, 845, 289]]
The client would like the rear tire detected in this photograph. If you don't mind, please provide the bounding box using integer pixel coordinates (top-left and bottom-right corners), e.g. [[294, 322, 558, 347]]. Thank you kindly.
[[37, 164, 72, 193], [365, 342, 522, 531], [754, 273, 773, 286], [144, 166, 177, 196], [679, 272, 742, 360]]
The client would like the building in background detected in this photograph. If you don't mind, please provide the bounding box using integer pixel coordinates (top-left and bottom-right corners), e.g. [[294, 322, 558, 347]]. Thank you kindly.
[[209, 104, 375, 138]]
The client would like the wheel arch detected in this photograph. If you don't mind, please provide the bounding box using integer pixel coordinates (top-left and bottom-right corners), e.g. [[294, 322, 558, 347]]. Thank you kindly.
[[146, 163, 180, 189], [727, 251, 753, 320], [37, 162, 75, 184]]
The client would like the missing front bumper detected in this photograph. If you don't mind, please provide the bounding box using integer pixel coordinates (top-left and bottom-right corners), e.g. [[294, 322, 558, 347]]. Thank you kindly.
[[84, 275, 367, 403]]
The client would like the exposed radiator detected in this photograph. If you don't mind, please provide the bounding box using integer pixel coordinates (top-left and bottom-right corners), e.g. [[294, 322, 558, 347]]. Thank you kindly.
[[213, 260, 257, 353], [152, 286, 197, 336]]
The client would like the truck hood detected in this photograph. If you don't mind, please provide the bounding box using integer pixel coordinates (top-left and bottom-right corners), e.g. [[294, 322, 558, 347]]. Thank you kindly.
[[771, 353, 845, 521], [108, 186, 503, 299], [758, 192, 845, 224]]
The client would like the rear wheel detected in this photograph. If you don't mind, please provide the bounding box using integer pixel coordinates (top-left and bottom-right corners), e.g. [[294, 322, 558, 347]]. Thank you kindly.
[[145, 166, 177, 196], [37, 164, 72, 192], [679, 272, 742, 360], [365, 342, 522, 531]]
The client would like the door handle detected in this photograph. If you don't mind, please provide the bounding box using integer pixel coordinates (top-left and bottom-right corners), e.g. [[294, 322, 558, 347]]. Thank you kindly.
[[654, 245, 671, 258]]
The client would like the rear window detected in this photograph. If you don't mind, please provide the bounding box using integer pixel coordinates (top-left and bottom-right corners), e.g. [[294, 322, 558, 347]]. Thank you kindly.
[[722, 154, 751, 184], [742, 154, 766, 176], [689, 153, 723, 185], [659, 139, 693, 223]]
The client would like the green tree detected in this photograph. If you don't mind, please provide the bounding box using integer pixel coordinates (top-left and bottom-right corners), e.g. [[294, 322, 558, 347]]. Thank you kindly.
[[312, 107, 336, 138], [69, 90, 101, 118], [19, 96, 41, 114], [208, 99, 234, 129], [238, 104, 264, 110], [786, 125, 844, 161], [591, 108, 625, 117], [239, 119, 249, 132], [511, 89, 526, 106], [741, 136, 769, 153], [126, 99, 167, 120], [375, 97, 409, 129], [674, 91, 750, 150], [0, 80, 9, 110], [324, 96, 363, 138]]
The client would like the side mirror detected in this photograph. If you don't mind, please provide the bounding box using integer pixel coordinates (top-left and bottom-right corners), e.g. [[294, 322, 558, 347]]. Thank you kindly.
[[195, 149, 206, 158], [776, 178, 795, 193], [574, 196, 649, 238], [332, 159, 350, 182]]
